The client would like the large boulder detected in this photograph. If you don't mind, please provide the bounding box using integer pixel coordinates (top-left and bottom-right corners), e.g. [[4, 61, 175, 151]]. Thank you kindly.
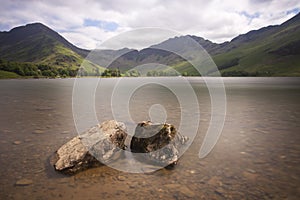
[[51, 120, 127, 174], [51, 120, 189, 174], [130, 121, 188, 167]]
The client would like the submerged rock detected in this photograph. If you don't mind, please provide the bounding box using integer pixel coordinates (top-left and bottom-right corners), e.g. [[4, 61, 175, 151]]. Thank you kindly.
[[15, 178, 33, 186], [13, 141, 22, 145], [51, 120, 127, 174], [32, 130, 44, 134], [130, 121, 188, 167]]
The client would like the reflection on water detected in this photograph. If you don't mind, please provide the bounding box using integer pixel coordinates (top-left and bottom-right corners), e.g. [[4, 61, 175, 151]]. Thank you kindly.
[[0, 77, 299, 199]]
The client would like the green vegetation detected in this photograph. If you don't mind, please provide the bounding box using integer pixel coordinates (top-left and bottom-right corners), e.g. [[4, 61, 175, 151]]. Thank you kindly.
[[146, 70, 177, 76], [0, 23, 102, 79], [0, 59, 79, 78], [0, 44, 104, 78], [123, 69, 140, 77], [0, 70, 20, 79], [100, 69, 140, 77], [96, 68, 187, 77], [101, 69, 121, 77], [169, 61, 200, 76], [209, 14, 300, 76], [221, 70, 272, 77]]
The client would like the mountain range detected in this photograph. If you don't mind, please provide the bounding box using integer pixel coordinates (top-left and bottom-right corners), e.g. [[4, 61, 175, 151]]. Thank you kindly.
[[0, 12, 300, 78]]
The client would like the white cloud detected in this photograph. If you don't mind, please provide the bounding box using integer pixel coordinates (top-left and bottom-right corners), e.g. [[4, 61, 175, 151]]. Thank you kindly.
[[0, 0, 299, 49]]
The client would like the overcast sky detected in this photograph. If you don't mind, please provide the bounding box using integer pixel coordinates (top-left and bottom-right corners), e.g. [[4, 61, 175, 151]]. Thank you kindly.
[[0, 0, 299, 49]]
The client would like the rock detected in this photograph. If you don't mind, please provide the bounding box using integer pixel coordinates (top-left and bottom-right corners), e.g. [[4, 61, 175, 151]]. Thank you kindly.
[[117, 175, 126, 181], [130, 121, 188, 167], [246, 168, 256, 174], [15, 179, 33, 186], [279, 155, 286, 159], [51, 136, 98, 174], [165, 184, 195, 198], [128, 182, 138, 188], [180, 186, 195, 198], [208, 176, 222, 187], [52, 120, 188, 174], [51, 120, 127, 174], [61, 130, 70, 134], [13, 141, 22, 145], [243, 171, 258, 181], [165, 183, 181, 190], [32, 130, 44, 134], [215, 188, 226, 197]]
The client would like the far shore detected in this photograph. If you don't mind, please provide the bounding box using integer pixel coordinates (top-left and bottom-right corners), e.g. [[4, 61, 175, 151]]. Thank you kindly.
[[1, 76, 300, 80]]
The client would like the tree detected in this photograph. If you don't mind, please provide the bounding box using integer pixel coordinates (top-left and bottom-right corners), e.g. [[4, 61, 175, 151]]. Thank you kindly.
[[182, 72, 188, 76]]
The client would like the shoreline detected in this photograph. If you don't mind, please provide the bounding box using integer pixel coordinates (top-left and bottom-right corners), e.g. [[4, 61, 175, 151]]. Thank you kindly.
[[1, 75, 300, 80]]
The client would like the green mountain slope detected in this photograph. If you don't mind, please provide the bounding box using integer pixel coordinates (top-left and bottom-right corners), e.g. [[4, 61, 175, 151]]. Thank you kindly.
[[97, 13, 300, 77], [211, 13, 300, 76], [0, 23, 102, 78]]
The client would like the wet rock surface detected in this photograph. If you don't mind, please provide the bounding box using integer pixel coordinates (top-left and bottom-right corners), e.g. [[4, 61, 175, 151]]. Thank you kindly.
[[51, 120, 127, 174], [130, 121, 188, 167], [52, 120, 188, 174]]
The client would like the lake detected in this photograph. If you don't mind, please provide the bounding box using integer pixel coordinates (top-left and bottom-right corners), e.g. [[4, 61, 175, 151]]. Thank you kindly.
[[0, 77, 299, 199]]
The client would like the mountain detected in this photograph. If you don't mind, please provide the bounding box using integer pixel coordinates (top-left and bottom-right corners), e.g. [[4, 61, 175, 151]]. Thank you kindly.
[[0, 23, 100, 77], [0, 23, 88, 59], [151, 35, 219, 53], [210, 12, 300, 76], [0, 13, 300, 78], [96, 12, 300, 76], [97, 36, 220, 75]]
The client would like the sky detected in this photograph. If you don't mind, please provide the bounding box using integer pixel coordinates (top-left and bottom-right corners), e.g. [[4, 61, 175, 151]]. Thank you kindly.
[[0, 0, 300, 49]]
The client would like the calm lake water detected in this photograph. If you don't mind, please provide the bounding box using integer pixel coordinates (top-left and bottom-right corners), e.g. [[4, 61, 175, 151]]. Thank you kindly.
[[0, 77, 299, 199]]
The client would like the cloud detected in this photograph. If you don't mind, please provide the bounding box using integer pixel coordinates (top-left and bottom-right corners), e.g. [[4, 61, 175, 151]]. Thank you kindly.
[[99, 28, 180, 50], [0, 0, 299, 49]]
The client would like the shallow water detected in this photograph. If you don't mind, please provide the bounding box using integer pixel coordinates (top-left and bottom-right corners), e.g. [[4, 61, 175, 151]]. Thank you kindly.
[[0, 77, 299, 199]]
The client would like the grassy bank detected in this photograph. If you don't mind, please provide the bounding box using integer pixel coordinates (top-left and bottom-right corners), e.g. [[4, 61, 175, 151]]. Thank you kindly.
[[0, 70, 20, 79]]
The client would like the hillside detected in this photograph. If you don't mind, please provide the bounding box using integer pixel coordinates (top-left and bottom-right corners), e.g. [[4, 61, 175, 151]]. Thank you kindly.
[[91, 13, 300, 77], [0, 23, 101, 78], [211, 12, 300, 76], [142, 12, 300, 76], [90, 35, 220, 76]]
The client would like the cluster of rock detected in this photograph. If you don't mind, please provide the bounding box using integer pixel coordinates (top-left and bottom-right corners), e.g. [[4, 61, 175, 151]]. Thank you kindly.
[[51, 120, 188, 174]]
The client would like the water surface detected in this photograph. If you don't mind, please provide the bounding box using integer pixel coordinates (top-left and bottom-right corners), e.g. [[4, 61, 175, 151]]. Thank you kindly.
[[0, 77, 299, 199]]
